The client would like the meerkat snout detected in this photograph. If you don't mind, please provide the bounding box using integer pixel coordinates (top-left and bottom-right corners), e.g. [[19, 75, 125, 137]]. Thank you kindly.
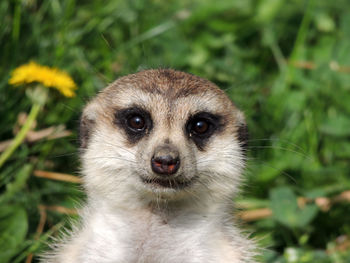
[[151, 144, 180, 175]]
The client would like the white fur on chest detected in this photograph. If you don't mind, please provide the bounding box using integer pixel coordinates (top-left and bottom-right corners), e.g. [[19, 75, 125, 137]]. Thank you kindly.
[[55, 204, 247, 263]]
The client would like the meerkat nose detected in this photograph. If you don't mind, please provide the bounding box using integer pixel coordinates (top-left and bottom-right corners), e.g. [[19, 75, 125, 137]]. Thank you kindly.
[[151, 145, 180, 175]]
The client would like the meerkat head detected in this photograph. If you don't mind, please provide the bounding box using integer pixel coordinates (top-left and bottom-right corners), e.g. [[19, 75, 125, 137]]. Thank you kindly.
[[80, 69, 248, 207]]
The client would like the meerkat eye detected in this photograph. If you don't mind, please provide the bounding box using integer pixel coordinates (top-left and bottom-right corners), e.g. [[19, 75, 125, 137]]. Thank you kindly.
[[186, 112, 222, 150], [127, 115, 145, 131], [114, 107, 153, 143], [192, 119, 210, 135], [186, 112, 222, 147]]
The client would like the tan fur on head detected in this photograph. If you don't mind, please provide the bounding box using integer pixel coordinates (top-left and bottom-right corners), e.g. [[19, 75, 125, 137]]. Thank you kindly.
[[43, 69, 256, 263], [80, 69, 247, 205]]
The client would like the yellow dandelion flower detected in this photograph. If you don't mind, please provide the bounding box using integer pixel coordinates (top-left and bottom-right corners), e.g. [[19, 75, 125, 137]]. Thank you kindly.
[[9, 61, 77, 97]]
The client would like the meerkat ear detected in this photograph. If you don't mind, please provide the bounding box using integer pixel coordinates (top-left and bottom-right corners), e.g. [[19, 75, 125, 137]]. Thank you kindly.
[[235, 111, 249, 152], [79, 103, 97, 149]]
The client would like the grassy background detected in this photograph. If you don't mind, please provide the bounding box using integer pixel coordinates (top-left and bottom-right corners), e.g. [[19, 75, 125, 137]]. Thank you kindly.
[[1, 0, 350, 262]]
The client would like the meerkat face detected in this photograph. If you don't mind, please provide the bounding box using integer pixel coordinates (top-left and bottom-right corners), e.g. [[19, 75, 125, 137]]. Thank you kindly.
[[80, 69, 247, 204]]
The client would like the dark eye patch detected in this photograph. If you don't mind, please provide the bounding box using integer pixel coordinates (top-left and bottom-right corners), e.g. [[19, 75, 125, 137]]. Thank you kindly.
[[186, 112, 223, 150], [114, 106, 153, 144]]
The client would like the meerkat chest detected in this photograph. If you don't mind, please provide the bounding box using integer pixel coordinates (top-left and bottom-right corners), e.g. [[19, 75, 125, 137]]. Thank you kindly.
[[79, 210, 217, 263]]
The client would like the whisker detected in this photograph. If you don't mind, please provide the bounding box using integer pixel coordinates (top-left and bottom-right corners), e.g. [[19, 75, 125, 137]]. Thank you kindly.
[[246, 145, 312, 160], [84, 156, 138, 164], [246, 158, 297, 184], [246, 138, 307, 154], [47, 152, 79, 159]]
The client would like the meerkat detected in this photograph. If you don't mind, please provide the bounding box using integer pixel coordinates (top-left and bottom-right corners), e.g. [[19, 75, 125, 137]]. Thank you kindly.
[[43, 69, 256, 263]]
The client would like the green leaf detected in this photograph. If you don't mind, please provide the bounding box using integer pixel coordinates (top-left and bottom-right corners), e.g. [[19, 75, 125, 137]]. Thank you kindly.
[[256, 0, 285, 24], [270, 187, 318, 228], [0, 164, 32, 204], [0, 206, 28, 263], [270, 187, 299, 227], [315, 12, 335, 32], [296, 204, 318, 228], [320, 114, 350, 137]]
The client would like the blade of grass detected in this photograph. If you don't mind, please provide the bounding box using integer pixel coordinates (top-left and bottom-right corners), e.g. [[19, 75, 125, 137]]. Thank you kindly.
[[0, 164, 32, 204], [0, 103, 41, 169], [12, 0, 22, 44], [11, 222, 64, 263]]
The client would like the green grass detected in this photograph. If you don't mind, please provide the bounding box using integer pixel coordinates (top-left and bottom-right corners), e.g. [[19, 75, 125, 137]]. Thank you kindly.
[[1, 0, 350, 262]]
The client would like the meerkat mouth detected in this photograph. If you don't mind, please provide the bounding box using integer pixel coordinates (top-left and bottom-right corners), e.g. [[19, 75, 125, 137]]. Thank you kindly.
[[141, 176, 194, 190]]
